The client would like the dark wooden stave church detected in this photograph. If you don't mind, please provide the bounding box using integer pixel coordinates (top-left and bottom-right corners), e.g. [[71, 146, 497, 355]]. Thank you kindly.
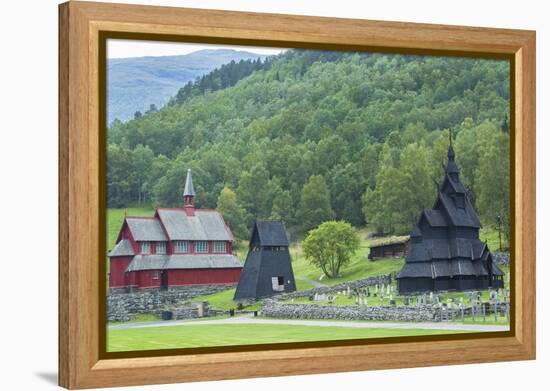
[[234, 220, 297, 300], [396, 139, 505, 294]]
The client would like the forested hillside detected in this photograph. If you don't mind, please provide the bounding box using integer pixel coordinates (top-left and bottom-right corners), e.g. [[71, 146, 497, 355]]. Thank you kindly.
[[107, 49, 510, 240]]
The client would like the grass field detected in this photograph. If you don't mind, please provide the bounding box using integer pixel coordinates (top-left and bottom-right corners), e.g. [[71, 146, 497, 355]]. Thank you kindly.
[[107, 322, 465, 352], [192, 288, 261, 311]]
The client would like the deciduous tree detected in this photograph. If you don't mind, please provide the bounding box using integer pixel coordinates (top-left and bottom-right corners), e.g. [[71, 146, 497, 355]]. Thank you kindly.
[[302, 221, 360, 278]]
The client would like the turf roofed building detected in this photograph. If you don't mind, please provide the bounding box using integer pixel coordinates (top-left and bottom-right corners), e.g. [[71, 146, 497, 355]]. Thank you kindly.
[[234, 220, 297, 300], [396, 137, 505, 294], [108, 169, 242, 290]]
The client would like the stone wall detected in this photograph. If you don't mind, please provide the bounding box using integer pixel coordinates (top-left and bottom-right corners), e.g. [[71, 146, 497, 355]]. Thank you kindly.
[[280, 274, 392, 300], [107, 284, 235, 322], [257, 274, 443, 322], [261, 299, 441, 322]]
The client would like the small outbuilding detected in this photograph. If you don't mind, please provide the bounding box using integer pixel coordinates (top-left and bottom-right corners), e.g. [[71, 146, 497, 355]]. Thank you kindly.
[[368, 236, 410, 260], [234, 220, 297, 300]]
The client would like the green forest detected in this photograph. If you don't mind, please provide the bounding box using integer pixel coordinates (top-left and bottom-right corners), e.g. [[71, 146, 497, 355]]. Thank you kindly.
[[107, 49, 510, 241]]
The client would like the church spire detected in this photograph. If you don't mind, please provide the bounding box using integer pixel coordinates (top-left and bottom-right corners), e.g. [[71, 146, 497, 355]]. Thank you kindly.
[[183, 169, 195, 215], [446, 130, 459, 176], [448, 129, 455, 160]]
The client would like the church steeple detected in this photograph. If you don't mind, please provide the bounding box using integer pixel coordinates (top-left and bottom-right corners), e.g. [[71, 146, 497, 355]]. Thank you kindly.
[[183, 169, 195, 215], [446, 130, 460, 178]]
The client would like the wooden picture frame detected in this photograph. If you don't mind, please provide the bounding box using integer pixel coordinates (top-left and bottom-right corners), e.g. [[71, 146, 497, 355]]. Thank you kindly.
[[58, 1, 536, 388]]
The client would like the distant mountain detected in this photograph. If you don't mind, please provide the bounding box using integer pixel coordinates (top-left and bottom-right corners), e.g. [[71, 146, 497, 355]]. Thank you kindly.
[[107, 49, 264, 124]]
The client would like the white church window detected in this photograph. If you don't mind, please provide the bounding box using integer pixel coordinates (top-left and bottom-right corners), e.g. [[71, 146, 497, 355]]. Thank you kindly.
[[213, 241, 226, 253], [195, 241, 208, 253], [156, 242, 166, 254], [140, 242, 151, 254], [174, 241, 189, 253]]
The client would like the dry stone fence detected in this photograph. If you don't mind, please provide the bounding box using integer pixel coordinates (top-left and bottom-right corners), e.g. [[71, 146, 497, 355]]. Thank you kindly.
[[259, 274, 443, 322], [107, 284, 235, 322], [261, 300, 443, 322]]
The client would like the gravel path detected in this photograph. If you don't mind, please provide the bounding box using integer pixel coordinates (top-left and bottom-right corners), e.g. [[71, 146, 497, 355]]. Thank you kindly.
[[109, 314, 509, 332]]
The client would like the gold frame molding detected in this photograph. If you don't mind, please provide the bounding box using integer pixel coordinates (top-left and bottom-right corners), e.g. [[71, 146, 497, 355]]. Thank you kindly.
[[59, 1, 536, 389]]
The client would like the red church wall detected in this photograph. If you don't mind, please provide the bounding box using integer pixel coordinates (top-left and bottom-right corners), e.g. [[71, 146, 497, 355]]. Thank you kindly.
[[127, 270, 162, 289], [109, 256, 132, 287], [166, 268, 241, 286]]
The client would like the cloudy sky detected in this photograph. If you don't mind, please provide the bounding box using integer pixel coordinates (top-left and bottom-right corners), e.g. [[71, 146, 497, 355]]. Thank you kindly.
[[107, 39, 287, 58]]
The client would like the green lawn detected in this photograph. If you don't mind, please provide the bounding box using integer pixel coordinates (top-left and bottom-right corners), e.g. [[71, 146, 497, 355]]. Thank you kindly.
[[107, 323, 465, 352], [193, 288, 260, 311]]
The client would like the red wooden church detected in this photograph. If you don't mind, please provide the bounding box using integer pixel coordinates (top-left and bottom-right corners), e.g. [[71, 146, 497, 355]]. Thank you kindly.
[[108, 169, 242, 290]]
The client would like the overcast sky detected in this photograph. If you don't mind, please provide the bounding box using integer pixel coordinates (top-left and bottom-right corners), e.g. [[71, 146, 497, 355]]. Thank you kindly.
[[107, 39, 287, 58]]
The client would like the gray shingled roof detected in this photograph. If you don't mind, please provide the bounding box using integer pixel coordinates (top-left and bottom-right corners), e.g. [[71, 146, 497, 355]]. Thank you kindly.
[[254, 220, 289, 246], [410, 225, 422, 238], [126, 255, 168, 271], [125, 254, 242, 272], [438, 192, 481, 228], [423, 209, 447, 227], [109, 239, 135, 257], [165, 254, 241, 269], [397, 262, 432, 278], [406, 238, 489, 263], [156, 209, 233, 241], [398, 259, 489, 279], [126, 218, 168, 241], [445, 174, 467, 193], [490, 260, 505, 276]]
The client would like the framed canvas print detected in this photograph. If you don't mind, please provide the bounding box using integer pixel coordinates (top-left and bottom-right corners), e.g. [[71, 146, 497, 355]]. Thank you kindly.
[[58, 1, 536, 389]]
